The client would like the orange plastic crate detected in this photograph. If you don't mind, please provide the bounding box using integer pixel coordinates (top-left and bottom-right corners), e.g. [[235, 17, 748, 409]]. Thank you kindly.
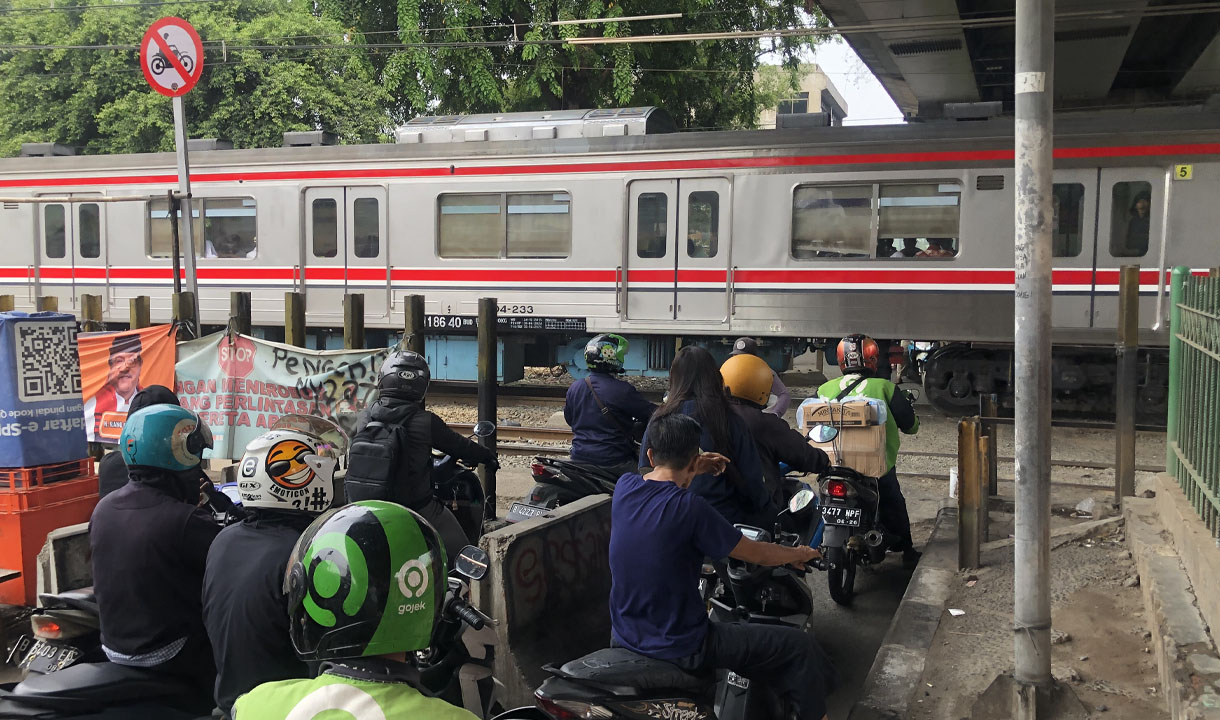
[[0, 458, 94, 491]]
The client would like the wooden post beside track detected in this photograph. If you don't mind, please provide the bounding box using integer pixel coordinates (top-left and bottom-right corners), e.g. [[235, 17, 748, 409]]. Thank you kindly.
[[130, 297, 151, 330], [958, 417, 983, 570], [403, 294, 425, 356], [343, 294, 365, 350], [285, 292, 306, 347], [36, 296, 58, 312], [1115, 265, 1140, 502], [978, 434, 992, 542], [230, 292, 252, 336], [979, 393, 1000, 497], [172, 292, 197, 339], [0, 295, 15, 313], [477, 297, 498, 520], [81, 294, 105, 333]]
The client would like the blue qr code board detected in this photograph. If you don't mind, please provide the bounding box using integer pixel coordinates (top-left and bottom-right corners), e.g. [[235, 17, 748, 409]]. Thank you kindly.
[[15, 322, 81, 403]]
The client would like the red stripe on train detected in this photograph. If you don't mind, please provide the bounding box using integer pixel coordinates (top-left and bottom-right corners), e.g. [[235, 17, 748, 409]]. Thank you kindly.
[[2, 142, 1220, 188]]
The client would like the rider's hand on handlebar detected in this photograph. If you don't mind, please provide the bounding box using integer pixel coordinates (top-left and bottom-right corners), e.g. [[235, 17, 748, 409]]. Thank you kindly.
[[789, 545, 822, 571], [693, 452, 730, 476]]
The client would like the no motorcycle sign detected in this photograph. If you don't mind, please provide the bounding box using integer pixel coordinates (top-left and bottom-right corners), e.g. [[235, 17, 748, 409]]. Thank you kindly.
[[140, 17, 204, 97]]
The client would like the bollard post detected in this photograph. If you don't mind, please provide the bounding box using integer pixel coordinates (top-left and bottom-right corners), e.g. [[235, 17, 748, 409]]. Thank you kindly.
[[958, 417, 983, 569], [978, 434, 992, 542], [0, 295, 13, 312], [230, 292, 252, 336], [979, 393, 1000, 496], [129, 296, 151, 329], [477, 298, 498, 520], [172, 292, 197, 338], [36, 296, 58, 312], [403, 294, 425, 355], [343, 294, 365, 349], [81, 294, 105, 333], [285, 292, 306, 347], [1115, 265, 1139, 502]]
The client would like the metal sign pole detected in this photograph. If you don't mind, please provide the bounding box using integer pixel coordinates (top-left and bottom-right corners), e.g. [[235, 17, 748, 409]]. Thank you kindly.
[[1013, 0, 1055, 714], [173, 95, 200, 332]]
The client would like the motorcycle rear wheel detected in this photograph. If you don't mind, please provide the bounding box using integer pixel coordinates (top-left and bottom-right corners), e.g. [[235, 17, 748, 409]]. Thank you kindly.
[[827, 546, 857, 606]]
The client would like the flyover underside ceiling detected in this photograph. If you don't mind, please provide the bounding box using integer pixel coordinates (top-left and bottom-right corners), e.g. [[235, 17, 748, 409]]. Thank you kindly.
[[815, 0, 1220, 118]]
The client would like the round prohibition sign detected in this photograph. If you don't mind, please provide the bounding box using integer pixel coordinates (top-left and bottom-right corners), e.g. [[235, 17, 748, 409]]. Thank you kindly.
[[140, 17, 204, 97]]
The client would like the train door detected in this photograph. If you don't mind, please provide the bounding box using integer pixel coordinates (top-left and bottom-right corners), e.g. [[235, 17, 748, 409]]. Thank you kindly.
[[1093, 168, 1164, 329], [1049, 172, 1098, 328], [625, 178, 732, 322], [36, 194, 107, 308], [303, 187, 390, 323]]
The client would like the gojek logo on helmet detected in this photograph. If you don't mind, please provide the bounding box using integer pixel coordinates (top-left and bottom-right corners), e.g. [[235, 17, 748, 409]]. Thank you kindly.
[[396, 559, 429, 615]]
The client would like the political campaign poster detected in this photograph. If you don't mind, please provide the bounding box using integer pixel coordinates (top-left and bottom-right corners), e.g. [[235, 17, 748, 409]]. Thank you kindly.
[[175, 332, 390, 460], [78, 325, 177, 444], [0, 312, 87, 466]]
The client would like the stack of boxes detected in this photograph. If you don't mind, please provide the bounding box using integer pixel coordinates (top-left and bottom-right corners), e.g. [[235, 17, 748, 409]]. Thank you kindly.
[[0, 312, 96, 606], [797, 397, 888, 478]]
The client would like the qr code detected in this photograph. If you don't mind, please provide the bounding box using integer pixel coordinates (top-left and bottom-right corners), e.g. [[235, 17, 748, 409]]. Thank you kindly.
[[15, 322, 82, 402]]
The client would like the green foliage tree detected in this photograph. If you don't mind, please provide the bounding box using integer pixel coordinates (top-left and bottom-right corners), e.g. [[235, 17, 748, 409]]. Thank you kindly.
[[0, 0, 393, 155]]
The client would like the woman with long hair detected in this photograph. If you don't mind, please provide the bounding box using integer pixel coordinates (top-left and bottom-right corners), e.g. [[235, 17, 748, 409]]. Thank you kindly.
[[639, 345, 774, 525]]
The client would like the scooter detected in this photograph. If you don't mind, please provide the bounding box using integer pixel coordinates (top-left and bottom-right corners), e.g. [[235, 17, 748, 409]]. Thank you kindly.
[[808, 425, 888, 606], [505, 457, 620, 523], [434, 420, 497, 540], [530, 492, 820, 720]]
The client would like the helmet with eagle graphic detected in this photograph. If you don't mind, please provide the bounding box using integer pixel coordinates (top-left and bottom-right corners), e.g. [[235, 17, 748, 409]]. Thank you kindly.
[[235, 429, 341, 514], [283, 501, 447, 660]]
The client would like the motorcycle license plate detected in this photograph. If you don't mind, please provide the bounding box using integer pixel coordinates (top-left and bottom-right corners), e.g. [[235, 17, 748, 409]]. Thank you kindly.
[[15, 636, 81, 674], [726, 671, 750, 689], [822, 506, 862, 527], [509, 502, 548, 519]]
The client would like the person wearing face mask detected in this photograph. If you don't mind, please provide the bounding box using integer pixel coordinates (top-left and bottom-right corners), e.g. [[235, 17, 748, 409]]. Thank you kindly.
[[88, 404, 219, 702]]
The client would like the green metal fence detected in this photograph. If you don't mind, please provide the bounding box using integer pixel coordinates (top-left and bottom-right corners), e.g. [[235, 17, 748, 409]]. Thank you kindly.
[[1168, 265, 1220, 537]]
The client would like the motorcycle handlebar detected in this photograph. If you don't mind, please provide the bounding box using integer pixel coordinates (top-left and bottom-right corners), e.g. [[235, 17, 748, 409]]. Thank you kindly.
[[455, 604, 486, 630]]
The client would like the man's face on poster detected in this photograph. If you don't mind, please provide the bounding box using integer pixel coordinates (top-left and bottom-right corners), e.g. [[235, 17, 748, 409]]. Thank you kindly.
[[109, 351, 142, 398]]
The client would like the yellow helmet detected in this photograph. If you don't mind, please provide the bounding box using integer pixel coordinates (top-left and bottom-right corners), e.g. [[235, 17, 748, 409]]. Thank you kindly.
[[721, 353, 772, 407]]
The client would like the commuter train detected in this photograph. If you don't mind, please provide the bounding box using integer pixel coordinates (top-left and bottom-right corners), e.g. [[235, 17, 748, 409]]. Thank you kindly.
[[1, 105, 1217, 418]]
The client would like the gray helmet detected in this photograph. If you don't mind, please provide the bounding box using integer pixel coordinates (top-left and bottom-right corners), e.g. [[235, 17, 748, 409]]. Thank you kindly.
[[378, 350, 430, 401]]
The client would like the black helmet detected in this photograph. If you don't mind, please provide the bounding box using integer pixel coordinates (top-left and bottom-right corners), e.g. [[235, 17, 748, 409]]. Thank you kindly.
[[378, 350, 430, 401], [584, 334, 628, 374]]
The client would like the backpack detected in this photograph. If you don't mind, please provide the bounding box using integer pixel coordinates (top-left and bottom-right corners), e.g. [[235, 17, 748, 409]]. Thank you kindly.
[[344, 420, 404, 504]]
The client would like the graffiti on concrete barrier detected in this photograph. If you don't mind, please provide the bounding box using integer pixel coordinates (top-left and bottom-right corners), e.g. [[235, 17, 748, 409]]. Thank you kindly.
[[506, 506, 612, 628]]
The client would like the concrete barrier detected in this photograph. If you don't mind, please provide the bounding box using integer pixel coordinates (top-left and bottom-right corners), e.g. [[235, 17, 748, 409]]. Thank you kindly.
[[472, 494, 613, 708]]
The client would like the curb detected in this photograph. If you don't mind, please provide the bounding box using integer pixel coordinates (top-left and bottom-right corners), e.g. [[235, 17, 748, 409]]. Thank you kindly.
[[847, 498, 958, 720], [1124, 497, 1220, 719]]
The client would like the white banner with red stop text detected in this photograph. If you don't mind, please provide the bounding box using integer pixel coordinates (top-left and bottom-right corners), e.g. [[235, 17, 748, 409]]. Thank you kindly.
[[174, 332, 390, 460]]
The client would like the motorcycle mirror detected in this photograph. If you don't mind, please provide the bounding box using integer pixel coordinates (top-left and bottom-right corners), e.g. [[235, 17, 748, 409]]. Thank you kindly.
[[807, 425, 839, 443], [455, 546, 490, 581], [472, 421, 496, 439], [788, 488, 816, 514]]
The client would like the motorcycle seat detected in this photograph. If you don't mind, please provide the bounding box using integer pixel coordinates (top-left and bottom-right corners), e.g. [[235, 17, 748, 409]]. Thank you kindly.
[[551, 648, 711, 696], [11, 662, 195, 710], [37, 588, 96, 613]]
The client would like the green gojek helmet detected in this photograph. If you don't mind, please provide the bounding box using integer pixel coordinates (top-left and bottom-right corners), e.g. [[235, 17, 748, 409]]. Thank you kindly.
[[584, 333, 629, 374], [284, 501, 447, 660]]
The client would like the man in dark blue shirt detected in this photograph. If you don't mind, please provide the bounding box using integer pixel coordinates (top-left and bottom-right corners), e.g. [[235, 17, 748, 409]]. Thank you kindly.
[[565, 334, 656, 476], [610, 413, 837, 720]]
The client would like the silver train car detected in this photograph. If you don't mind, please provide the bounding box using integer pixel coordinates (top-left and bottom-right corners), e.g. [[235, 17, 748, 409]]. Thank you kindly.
[[0, 106, 1216, 417]]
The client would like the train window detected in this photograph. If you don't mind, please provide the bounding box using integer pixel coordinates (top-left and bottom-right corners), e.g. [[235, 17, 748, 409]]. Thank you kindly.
[[203, 198, 257, 259], [145, 199, 205, 258], [507, 192, 570, 258], [44, 204, 66, 259], [353, 197, 380, 258], [791, 185, 872, 259], [879, 183, 960, 259], [1052, 183, 1085, 258], [637, 193, 668, 259], [686, 191, 719, 258], [312, 199, 338, 258], [79, 204, 100, 259], [1110, 181, 1152, 257], [438, 194, 504, 258]]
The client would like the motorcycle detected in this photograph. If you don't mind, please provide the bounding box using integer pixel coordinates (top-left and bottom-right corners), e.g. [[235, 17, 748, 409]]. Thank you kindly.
[[505, 457, 619, 523], [434, 420, 497, 541], [0, 546, 505, 720], [530, 492, 820, 720], [807, 425, 887, 606]]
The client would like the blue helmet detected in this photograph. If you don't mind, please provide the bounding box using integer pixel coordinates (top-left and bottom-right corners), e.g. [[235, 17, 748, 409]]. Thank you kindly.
[[119, 404, 213, 472]]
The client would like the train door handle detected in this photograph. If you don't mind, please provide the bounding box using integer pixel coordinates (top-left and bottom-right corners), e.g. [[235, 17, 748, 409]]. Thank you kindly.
[[668, 304, 674, 313], [615, 265, 622, 314], [676, 305, 682, 312]]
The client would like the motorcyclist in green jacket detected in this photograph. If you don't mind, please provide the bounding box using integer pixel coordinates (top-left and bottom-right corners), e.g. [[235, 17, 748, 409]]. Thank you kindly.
[[232, 501, 476, 720]]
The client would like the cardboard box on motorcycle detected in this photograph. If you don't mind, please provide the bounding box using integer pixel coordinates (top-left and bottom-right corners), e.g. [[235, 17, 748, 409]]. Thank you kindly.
[[806, 425, 888, 478], [797, 399, 878, 427]]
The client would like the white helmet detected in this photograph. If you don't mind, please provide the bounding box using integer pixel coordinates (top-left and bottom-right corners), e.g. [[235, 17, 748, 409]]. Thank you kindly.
[[236, 429, 341, 514]]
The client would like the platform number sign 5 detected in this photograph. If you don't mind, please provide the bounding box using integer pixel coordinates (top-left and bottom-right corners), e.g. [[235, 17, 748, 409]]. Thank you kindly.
[[1174, 164, 1193, 181], [140, 17, 204, 97]]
